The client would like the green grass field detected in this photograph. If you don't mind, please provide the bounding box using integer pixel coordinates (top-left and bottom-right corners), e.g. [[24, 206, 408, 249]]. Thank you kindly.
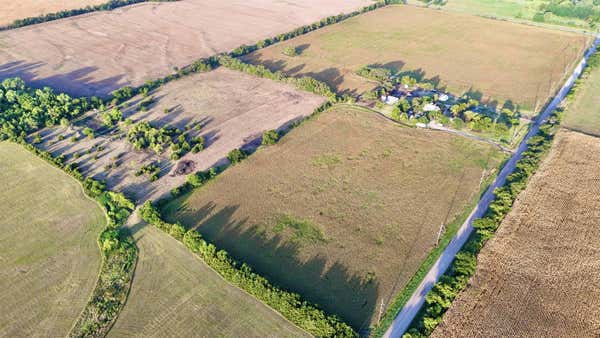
[[162, 106, 505, 329], [243, 5, 590, 113], [0, 142, 105, 337], [109, 219, 309, 337], [563, 65, 600, 136]]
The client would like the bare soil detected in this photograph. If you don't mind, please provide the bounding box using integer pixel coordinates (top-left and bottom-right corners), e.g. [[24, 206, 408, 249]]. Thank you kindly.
[[243, 5, 590, 112], [161, 106, 505, 329], [432, 130, 600, 337], [0, 0, 107, 26], [35, 67, 325, 202], [0, 0, 371, 97]]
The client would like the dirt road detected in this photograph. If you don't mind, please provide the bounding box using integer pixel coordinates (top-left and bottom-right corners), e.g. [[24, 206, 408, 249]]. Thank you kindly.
[[383, 35, 600, 338]]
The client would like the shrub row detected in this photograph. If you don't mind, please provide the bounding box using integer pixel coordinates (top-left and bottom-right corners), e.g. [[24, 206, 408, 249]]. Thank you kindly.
[[402, 109, 563, 337], [566, 50, 600, 101], [0, 0, 179, 31], [138, 201, 356, 337], [13, 139, 137, 338]]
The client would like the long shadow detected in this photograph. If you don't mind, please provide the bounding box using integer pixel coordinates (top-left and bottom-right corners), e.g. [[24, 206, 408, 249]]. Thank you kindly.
[[0, 60, 127, 97], [164, 200, 379, 330]]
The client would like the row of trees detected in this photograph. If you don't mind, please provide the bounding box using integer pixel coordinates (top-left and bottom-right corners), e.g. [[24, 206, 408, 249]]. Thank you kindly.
[[402, 110, 562, 338], [15, 139, 136, 338], [1, 0, 179, 31], [0, 78, 97, 140], [139, 200, 356, 337]]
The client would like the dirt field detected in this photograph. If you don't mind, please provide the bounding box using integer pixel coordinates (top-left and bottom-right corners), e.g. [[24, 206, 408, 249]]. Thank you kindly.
[[243, 5, 590, 112], [36, 67, 325, 202], [563, 64, 600, 136], [432, 130, 600, 337], [0, 0, 372, 97], [161, 107, 504, 329], [0, 0, 107, 26], [109, 219, 309, 337], [0, 142, 105, 337]]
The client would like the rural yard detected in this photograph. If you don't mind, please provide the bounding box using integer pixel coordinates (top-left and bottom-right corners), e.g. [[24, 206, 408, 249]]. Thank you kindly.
[[0, 0, 371, 97], [432, 130, 600, 337], [0, 143, 105, 337], [243, 5, 590, 111], [36, 67, 326, 202], [0, 0, 107, 26], [109, 220, 309, 338], [162, 107, 505, 329]]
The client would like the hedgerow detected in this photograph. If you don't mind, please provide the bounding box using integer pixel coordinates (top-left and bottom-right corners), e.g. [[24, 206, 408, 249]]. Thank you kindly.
[[138, 201, 356, 338], [402, 109, 563, 337], [12, 139, 137, 338], [0, 0, 180, 31]]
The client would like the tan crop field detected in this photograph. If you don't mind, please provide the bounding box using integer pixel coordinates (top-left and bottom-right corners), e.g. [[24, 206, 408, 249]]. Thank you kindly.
[[0, 0, 371, 97], [161, 106, 505, 329], [109, 219, 309, 337], [0, 0, 107, 26], [432, 130, 600, 337], [563, 62, 600, 136], [0, 142, 105, 337], [36, 67, 325, 202], [243, 5, 590, 112]]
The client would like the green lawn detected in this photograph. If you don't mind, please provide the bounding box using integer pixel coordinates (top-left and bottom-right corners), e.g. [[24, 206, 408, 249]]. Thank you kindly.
[[0, 142, 105, 337]]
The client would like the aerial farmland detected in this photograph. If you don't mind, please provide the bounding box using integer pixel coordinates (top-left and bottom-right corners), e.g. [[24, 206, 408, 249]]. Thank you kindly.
[[1, 0, 599, 337], [431, 131, 600, 337], [243, 5, 589, 112], [161, 106, 505, 329], [0, 0, 371, 97]]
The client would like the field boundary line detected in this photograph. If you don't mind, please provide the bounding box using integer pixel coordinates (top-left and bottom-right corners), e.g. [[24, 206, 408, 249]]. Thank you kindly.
[[378, 35, 600, 338]]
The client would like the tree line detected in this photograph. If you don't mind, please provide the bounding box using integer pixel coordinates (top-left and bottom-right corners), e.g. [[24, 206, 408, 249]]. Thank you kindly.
[[14, 139, 136, 338], [402, 109, 562, 337], [1, 0, 180, 31], [139, 200, 356, 337]]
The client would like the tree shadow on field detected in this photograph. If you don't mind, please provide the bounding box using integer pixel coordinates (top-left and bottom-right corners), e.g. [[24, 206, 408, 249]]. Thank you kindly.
[[0, 60, 128, 98], [165, 201, 380, 331]]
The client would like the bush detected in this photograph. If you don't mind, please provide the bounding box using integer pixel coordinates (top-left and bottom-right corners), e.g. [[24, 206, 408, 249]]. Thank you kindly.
[[282, 45, 299, 56], [227, 148, 246, 164], [262, 130, 279, 145]]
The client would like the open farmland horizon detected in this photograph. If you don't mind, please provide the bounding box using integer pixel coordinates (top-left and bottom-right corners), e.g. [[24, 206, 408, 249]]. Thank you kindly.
[[243, 5, 590, 112], [0, 142, 106, 337], [0, 0, 372, 97], [162, 106, 505, 329], [431, 130, 600, 337]]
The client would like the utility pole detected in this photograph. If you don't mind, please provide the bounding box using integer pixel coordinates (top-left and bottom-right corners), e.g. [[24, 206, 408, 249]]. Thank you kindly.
[[436, 223, 445, 246], [377, 299, 385, 324]]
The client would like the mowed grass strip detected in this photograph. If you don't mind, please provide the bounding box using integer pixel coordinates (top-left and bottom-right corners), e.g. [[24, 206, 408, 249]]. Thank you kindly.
[[432, 130, 600, 337], [243, 5, 590, 112], [563, 61, 600, 136], [109, 221, 310, 337], [162, 107, 504, 328], [0, 142, 105, 337]]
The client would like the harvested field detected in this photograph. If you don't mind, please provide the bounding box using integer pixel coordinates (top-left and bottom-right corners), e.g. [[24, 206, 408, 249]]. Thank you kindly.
[[432, 130, 600, 337], [0, 0, 371, 97], [243, 5, 590, 112], [563, 63, 600, 136], [109, 220, 309, 337], [0, 0, 107, 26], [35, 67, 326, 202], [0, 142, 105, 337], [162, 107, 505, 329]]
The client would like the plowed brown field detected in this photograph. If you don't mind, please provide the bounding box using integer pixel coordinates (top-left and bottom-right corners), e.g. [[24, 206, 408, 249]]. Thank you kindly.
[[0, 0, 106, 26], [432, 130, 600, 337], [0, 0, 371, 97]]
